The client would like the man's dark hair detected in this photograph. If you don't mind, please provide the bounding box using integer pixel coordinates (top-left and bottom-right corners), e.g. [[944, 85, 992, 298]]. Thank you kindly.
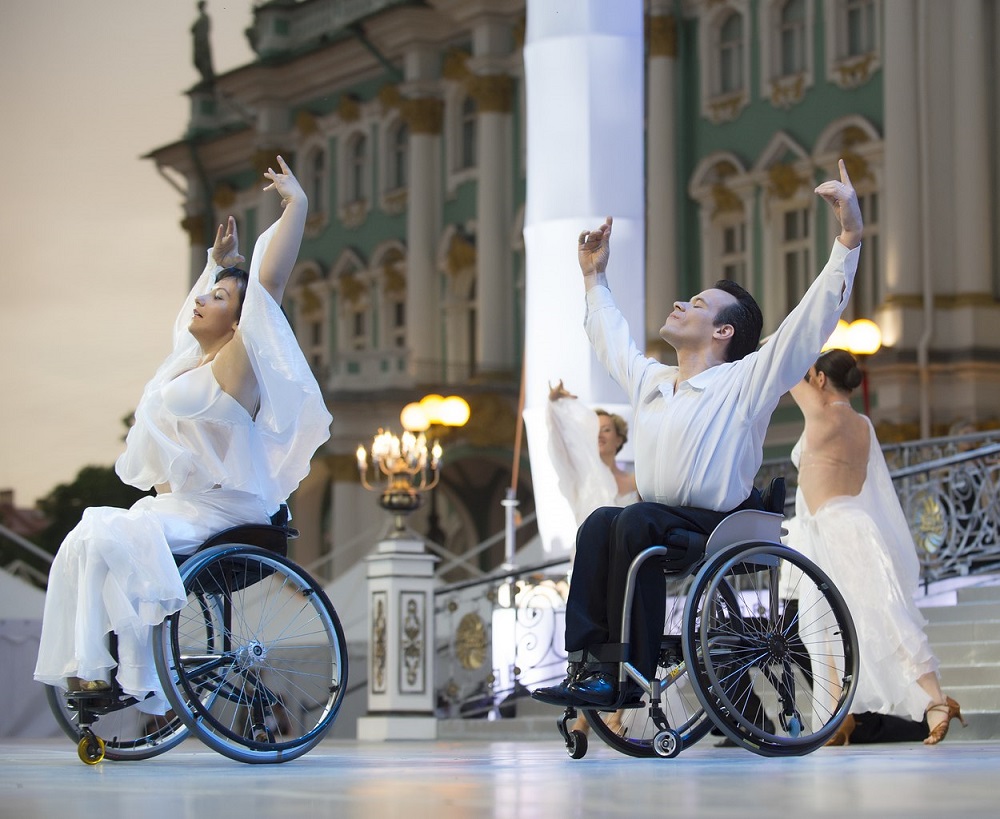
[[215, 267, 250, 321], [711, 280, 763, 362]]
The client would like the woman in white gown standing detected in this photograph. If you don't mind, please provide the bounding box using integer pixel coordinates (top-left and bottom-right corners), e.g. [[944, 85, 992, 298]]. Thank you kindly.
[[786, 348, 964, 744], [546, 380, 637, 733], [34, 156, 332, 714], [546, 379, 638, 526]]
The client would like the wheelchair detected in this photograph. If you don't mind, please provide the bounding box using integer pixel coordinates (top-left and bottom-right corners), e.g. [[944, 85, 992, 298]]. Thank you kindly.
[[46, 505, 348, 765], [556, 479, 860, 759]]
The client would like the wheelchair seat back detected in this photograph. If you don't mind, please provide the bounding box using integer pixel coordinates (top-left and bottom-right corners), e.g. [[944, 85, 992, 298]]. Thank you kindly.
[[703, 508, 784, 560]]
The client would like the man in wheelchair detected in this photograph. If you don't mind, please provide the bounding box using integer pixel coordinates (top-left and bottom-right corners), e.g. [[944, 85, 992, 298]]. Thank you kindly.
[[533, 160, 863, 709]]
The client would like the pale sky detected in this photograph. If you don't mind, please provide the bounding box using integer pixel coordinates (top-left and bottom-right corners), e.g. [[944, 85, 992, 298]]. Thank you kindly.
[[0, 0, 258, 506]]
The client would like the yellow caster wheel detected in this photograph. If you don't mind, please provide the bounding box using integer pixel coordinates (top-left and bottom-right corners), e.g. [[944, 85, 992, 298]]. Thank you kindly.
[[78, 734, 106, 765]]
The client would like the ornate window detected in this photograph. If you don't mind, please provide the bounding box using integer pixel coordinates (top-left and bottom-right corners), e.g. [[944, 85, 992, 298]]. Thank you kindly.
[[760, 0, 814, 109], [338, 130, 370, 228], [689, 153, 754, 293], [379, 117, 408, 215], [698, 1, 751, 123], [755, 132, 815, 330], [287, 265, 329, 379], [825, 0, 881, 89], [459, 96, 477, 170], [373, 244, 407, 350], [813, 117, 885, 321], [719, 13, 744, 95], [299, 140, 330, 237]]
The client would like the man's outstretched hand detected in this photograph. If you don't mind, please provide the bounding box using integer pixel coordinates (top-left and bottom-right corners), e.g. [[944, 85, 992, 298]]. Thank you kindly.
[[814, 159, 862, 249]]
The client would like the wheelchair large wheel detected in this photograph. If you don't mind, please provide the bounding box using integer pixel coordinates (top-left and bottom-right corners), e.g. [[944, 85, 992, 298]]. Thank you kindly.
[[681, 542, 858, 756], [45, 684, 189, 761], [585, 574, 711, 757], [153, 544, 348, 764]]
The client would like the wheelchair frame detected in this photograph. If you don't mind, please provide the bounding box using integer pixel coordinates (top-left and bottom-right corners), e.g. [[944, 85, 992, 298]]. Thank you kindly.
[[46, 507, 348, 765], [557, 497, 859, 760]]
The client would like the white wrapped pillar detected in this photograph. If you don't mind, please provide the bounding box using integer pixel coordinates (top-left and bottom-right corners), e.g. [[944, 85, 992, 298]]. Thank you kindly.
[[522, 0, 646, 554]]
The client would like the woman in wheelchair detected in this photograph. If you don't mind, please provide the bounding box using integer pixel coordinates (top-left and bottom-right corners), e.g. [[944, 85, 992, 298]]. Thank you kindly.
[[34, 156, 332, 716]]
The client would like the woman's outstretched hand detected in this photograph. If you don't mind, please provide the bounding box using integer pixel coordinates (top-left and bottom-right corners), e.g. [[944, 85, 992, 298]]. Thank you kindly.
[[212, 215, 245, 268], [263, 155, 307, 209]]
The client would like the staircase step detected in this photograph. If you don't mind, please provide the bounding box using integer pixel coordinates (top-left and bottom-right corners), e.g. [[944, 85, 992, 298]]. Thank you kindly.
[[938, 665, 1000, 686], [956, 585, 1000, 604], [921, 602, 1000, 623], [933, 641, 1000, 664], [923, 621, 1000, 643]]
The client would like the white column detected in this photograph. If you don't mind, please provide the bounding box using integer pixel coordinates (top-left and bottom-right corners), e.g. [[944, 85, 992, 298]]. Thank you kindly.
[[523, 0, 645, 554], [882, 1, 923, 298], [951, 0, 993, 295], [403, 96, 443, 383], [646, 7, 677, 342], [473, 82, 514, 374]]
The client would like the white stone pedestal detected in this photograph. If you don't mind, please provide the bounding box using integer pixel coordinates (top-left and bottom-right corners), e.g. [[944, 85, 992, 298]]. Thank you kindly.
[[355, 536, 438, 741]]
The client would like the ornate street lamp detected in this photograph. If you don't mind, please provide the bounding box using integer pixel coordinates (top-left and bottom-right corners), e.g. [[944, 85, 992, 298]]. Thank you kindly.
[[356, 429, 442, 534], [397, 394, 470, 545]]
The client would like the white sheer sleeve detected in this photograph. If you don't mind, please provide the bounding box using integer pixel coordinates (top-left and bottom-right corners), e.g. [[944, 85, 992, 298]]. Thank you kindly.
[[545, 397, 618, 526]]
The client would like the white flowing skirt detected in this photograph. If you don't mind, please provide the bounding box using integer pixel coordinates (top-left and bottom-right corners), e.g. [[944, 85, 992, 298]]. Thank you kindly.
[[787, 499, 938, 722], [34, 490, 270, 714]]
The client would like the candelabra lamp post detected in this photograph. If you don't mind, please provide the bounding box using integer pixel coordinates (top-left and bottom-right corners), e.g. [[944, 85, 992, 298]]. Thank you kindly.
[[355, 429, 443, 741], [356, 429, 442, 535]]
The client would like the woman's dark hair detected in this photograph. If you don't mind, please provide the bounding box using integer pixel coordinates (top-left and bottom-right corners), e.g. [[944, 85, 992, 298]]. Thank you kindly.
[[815, 348, 864, 393], [594, 409, 628, 453], [712, 280, 764, 362], [215, 267, 249, 321]]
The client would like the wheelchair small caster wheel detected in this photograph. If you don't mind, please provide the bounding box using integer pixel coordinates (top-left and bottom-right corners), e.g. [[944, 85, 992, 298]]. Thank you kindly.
[[78, 734, 106, 765], [567, 730, 588, 759], [787, 716, 802, 738], [653, 729, 681, 759]]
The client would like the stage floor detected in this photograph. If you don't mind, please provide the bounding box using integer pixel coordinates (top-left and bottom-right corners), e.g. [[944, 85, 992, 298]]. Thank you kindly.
[[3, 735, 998, 818]]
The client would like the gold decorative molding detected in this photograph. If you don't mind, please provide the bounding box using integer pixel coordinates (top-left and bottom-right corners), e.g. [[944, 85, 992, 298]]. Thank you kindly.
[[295, 109, 318, 136], [181, 214, 206, 246], [339, 199, 369, 229], [372, 592, 387, 693], [706, 91, 746, 124], [711, 183, 743, 216], [767, 162, 808, 200], [401, 97, 444, 135], [339, 271, 367, 305], [455, 612, 487, 670], [467, 74, 513, 114], [769, 74, 805, 109], [378, 84, 402, 112], [212, 182, 236, 209], [300, 284, 322, 313], [648, 14, 677, 58], [338, 94, 361, 123], [401, 596, 424, 688], [445, 232, 476, 276], [382, 188, 407, 214], [880, 292, 999, 310], [442, 48, 471, 82], [832, 52, 877, 90]]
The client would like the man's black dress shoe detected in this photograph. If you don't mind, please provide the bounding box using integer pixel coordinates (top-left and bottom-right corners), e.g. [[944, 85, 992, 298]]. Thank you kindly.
[[567, 670, 636, 708], [531, 677, 578, 706]]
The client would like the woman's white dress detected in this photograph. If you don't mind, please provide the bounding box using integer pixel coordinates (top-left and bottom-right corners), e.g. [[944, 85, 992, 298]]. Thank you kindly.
[[785, 416, 938, 722], [33, 222, 332, 713], [545, 397, 638, 526]]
